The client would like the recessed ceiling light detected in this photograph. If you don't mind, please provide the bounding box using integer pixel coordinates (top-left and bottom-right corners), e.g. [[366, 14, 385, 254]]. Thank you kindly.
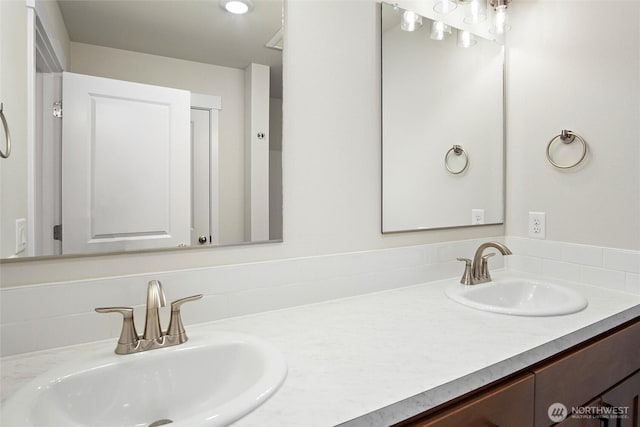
[[220, 0, 253, 15]]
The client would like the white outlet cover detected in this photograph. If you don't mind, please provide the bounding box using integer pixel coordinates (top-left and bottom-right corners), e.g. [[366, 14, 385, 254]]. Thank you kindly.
[[528, 212, 546, 239], [471, 209, 485, 225]]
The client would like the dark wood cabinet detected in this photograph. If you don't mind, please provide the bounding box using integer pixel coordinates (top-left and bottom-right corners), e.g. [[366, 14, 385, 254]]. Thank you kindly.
[[534, 321, 640, 427], [554, 371, 640, 427], [397, 319, 640, 427], [600, 371, 640, 427], [404, 374, 535, 427]]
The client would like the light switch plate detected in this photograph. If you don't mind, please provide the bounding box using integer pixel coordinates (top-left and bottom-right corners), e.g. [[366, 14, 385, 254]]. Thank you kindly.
[[15, 218, 27, 254]]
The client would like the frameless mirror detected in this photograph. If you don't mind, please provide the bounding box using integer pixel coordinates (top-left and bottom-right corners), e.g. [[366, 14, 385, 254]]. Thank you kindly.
[[381, 2, 504, 232], [0, 0, 283, 259]]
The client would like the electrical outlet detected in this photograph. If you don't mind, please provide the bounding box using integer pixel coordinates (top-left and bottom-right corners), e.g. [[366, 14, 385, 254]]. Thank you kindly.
[[15, 218, 26, 254], [528, 212, 546, 239], [471, 209, 485, 225]]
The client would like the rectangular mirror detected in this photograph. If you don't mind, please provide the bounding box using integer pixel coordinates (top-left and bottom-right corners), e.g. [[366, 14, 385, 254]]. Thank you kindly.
[[0, 0, 283, 259], [381, 2, 504, 232]]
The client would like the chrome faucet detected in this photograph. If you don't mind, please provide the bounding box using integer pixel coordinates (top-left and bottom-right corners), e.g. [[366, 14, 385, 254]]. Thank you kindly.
[[96, 280, 202, 355], [457, 242, 512, 285]]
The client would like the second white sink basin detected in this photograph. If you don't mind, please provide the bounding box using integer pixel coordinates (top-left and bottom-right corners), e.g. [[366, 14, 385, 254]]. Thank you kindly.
[[445, 277, 588, 316], [1, 331, 287, 427]]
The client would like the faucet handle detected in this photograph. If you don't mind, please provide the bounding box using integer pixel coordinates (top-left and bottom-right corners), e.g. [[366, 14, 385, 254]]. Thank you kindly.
[[480, 253, 496, 280], [95, 307, 139, 353], [166, 294, 203, 343], [456, 257, 473, 285]]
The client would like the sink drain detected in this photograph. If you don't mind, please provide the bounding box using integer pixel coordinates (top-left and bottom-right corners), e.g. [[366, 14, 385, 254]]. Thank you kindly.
[[149, 419, 173, 427]]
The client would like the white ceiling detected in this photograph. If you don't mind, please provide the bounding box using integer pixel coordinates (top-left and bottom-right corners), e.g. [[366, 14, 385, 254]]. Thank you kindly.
[[57, 0, 283, 97]]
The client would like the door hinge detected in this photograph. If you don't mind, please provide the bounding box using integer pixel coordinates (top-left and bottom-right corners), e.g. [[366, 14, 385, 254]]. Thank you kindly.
[[53, 102, 62, 118], [53, 224, 62, 241]]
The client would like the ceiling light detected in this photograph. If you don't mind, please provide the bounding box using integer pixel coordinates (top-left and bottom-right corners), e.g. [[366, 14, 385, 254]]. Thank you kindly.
[[220, 0, 253, 15]]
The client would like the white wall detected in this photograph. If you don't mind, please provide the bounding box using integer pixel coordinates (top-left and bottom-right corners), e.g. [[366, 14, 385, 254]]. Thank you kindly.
[[0, 0, 28, 259], [506, 1, 640, 251], [69, 42, 247, 245], [0, 1, 503, 287]]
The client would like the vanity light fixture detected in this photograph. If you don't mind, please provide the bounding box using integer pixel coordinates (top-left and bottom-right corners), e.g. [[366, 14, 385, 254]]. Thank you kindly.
[[457, 29, 477, 48], [489, 0, 511, 34], [433, 0, 457, 14], [220, 0, 253, 15], [400, 10, 423, 32], [463, 0, 487, 24], [430, 21, 452, 41]]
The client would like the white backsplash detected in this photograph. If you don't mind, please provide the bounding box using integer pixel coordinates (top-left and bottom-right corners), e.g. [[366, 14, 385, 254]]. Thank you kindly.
[[505, 237, 640, 294], [2, 236, 638, 357], [0, 237, 503, 356]]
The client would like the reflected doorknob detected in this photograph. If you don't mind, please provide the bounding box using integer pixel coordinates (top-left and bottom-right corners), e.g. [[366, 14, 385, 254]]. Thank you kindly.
[[198, 235, 208, 244]]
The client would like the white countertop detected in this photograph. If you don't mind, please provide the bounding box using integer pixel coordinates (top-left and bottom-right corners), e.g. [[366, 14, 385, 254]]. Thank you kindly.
[[2, 271, 639, 426]]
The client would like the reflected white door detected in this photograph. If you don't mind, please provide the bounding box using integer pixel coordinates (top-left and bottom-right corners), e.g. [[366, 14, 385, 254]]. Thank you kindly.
[[62, 72, 190, 254]]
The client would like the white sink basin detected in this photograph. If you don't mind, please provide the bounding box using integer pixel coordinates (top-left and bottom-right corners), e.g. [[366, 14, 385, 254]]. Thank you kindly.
[[445, 278, 588, 316], [2, 331, 287, 427]]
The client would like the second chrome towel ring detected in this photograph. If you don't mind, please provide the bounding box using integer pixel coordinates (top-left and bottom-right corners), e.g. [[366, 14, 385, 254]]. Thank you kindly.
[[445, 145, 469, 175], [0, 103, 11, 159], [546, 129, 587, 169]]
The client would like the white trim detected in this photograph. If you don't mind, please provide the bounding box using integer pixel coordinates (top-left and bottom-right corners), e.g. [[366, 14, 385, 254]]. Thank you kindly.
[[27, 7, 64, 257], [33, 1, 68, 70], [191, 93, 222, 246], [26, 7, 36, 257]]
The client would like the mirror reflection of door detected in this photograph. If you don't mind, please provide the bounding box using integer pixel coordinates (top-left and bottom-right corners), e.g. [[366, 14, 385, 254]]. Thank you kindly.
[[62, 72, 192, 255], [58, 73, 226, 255]]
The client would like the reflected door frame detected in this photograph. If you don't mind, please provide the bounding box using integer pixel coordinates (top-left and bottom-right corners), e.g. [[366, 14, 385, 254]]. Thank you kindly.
[[190, 94, 221, 246], [28, 3, 65, 256]]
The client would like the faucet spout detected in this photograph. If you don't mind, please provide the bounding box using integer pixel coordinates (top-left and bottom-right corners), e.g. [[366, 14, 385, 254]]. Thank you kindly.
[[470, 242, 512, 284], [143, 279, 166, 341]]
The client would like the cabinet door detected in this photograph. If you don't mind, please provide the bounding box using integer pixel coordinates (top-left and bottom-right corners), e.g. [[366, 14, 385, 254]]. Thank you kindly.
[[534, 321, 640, 427], [601, 371, 640, 427], [555, 398, 603, 427], [405, 374, 535, 427]]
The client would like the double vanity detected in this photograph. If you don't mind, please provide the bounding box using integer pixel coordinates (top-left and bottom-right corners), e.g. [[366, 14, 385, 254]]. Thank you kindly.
[[2, 243, 639, 426]]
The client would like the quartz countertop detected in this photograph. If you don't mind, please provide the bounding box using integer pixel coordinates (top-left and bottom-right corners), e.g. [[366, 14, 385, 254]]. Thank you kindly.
[[2, 271, 639, 426]]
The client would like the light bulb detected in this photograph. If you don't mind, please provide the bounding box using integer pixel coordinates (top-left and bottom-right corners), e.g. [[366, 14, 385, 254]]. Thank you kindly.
[[401, 10, 423, 32], [430, 21, 451, 41], [457, 30, 477, 48], [433, 0, 457, 14], [464, 0, 487, 24], [490, 5, 511, 34]]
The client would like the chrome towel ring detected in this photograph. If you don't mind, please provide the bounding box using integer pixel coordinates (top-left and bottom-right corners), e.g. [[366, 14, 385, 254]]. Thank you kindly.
[[0, 103, 11, 159], [445, 144, 469, 175], [546, 129, 587, 169]]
